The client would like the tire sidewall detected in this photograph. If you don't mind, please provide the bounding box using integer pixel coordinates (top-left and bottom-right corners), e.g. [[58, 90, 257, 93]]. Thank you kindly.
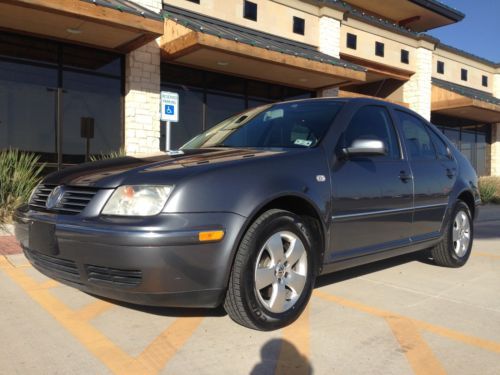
[[447, 201, 473, 266], [241, 211, 316, 330]]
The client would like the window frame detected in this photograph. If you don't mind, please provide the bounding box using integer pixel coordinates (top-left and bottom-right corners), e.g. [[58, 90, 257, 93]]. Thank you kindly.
[[346, 33, 357, 50], [394, 109, 440, 161], [482, 75, 488, 87], [375, 41, 385, 57], [339, 104, 402, 161], [401, 49, 409, 64], [293, 16, 305, 35], [461, 68, 468, 82], [243, 0, 258, 21], [437, 61, 445, 74]]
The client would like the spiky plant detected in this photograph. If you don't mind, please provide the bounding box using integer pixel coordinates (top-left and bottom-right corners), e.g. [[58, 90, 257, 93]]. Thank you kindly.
[[89, 148, 127, 162], [0, 149, 45, 223]]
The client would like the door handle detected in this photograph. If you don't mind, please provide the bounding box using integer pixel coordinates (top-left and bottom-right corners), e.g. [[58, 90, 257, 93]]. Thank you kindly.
[[446, 168, 456, 179], [399, 171, 413, 182]]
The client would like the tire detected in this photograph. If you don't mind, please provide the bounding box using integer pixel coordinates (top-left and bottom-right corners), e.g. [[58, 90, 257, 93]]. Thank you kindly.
[[224, 209, 316, 331], [431, 201, 473, 268]]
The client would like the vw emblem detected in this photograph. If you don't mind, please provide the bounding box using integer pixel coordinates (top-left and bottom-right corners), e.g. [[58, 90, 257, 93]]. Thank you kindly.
[[46, 186, 64, 209]]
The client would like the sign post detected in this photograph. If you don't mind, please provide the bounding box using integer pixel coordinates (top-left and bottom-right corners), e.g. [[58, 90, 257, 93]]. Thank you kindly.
[[160, 91, 179, 151]]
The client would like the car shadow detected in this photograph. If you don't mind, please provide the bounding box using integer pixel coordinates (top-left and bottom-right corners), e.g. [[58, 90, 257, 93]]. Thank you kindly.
[[86, 251, 431, 319]]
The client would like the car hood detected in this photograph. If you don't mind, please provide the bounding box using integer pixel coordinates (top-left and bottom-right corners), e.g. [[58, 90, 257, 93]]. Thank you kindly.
[[43, 148, 288, 188]]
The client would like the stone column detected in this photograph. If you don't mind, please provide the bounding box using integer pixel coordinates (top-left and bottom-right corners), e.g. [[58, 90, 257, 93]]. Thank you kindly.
[[123, 0, 162, 155], [318, 14, 341, 97], [490, 70, 500, 176], [403, 41, 433, 120]]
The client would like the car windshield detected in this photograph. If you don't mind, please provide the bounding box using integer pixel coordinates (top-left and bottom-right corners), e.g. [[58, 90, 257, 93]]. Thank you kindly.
[[181, 100, 344, 149]]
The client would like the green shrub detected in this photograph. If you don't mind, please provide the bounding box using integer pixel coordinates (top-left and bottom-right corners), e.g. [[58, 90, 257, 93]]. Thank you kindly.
[[479, 176, 500, 204], [0, 149, 45, 223], [89, 148, 126, 162]]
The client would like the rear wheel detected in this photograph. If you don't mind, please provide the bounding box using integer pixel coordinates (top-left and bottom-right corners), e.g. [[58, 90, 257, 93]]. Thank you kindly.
[[224, 209, 316, 331], [431, 201, 473, 267]]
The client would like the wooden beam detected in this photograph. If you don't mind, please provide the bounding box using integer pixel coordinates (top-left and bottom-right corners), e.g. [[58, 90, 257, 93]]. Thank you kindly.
[[338, 90, 409, 107], [160, 23, 366, 83], [340, 53, 414, 81], [2, 0, 164, 35]]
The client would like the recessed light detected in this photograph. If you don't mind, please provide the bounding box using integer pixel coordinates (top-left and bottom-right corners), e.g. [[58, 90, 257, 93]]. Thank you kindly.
[[66, 28, 82, 34], [217, 61, 229, 66]]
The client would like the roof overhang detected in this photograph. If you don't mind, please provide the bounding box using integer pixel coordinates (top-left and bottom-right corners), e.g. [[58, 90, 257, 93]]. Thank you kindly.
[[339, 54, 414, 82], [432, 85, 500, 123], [160, 20, 366, 90], [336, 0, 464, 31], [0, 0, 164, 52]]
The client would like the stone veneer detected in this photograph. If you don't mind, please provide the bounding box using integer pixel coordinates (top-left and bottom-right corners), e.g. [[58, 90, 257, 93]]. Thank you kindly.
[[317, 16, 341, 97], [491, 72, 500, 176], [403, 45, 433, 120], [124, 0, 162, 155]]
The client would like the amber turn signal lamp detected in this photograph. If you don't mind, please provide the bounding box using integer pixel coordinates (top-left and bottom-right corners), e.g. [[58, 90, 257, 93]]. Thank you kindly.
[[198, 230, 225, 242]]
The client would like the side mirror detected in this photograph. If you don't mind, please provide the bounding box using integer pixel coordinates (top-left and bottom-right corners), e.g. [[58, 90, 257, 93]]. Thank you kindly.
[[342, 138, 387, 157]]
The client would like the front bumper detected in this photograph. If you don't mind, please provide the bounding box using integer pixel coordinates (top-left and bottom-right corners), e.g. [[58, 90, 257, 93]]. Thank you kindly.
[[14, 206, 246, 308]]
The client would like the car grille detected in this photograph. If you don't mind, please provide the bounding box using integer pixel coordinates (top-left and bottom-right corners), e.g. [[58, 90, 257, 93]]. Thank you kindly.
[[29, 185, 98, 214], [86, 265, 142, 288], [24, 248, 81, 284]]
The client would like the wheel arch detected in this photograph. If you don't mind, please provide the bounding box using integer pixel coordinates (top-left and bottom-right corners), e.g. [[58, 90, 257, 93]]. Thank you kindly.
[[225, 193, 327, 288]]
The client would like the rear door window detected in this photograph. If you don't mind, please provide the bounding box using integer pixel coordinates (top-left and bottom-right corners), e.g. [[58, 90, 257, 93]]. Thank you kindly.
[[396, 111, 436, 160]]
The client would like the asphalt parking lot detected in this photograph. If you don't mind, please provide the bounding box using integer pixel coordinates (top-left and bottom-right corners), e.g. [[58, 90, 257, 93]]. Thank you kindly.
[[1, 206, 499, 375]]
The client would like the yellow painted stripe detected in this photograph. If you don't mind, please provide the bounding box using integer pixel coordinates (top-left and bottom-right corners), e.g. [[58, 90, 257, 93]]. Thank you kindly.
[[385, 315, 446, 375], [276, 305, 311, 375], [0, 259, 203, 374], [136, 317, 203, 373], [74, 300, 113, 321], [314, 290, 500, 354], [474, 252, 500, 259], [39, 279, 59, 289]]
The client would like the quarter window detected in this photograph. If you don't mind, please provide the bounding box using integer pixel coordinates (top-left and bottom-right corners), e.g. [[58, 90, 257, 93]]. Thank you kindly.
[[243, 1, 258, 21], [396, 111, 436, 160], [342, 106, 400, 159]]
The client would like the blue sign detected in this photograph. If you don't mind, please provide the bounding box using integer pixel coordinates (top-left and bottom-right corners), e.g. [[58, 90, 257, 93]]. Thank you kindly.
[[165, 105, 175, 115]]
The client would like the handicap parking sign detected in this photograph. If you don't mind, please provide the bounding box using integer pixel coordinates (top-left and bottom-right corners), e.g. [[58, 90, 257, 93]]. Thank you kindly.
[[160, 92, 179, 122]]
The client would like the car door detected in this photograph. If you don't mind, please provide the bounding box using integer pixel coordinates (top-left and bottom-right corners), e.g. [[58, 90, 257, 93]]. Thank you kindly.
[[394, 110, 456, 241], [329, 104, 413, 262]]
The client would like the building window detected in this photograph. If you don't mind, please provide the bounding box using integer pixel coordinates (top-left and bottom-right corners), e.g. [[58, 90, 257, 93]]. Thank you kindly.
[[293, 17, 305, 35], [482, 75, 488, 87], [401, 49, 409, 64], [243, 1, 257, 21], [437, 61, 444, 74], [375, 42, 384, 57], [461, 68, 468, 81], [346, 33, 357, 50]]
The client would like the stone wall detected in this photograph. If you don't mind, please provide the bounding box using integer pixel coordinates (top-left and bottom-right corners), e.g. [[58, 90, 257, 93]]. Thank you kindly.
[[403, 46, 432, 120], [318, 16, 340, 97], [123, 0, 162, 155]]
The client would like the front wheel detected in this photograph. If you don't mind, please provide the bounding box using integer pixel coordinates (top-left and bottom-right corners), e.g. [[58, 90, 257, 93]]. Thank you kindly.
[[431, 201, 473, 267], [224, 209, 316, 331]]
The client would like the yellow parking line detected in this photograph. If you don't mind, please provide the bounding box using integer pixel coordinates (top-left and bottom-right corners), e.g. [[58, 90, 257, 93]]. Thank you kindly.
[[314, 290, 500, 355], [136, 317, 204, 373], [74, 300, 113, 321], [385, 315, 446, 375], [39, 279, 59, 289], [276, 305, 310, 375], [474, 252, 500, 259], [0, 259, 203, 374]]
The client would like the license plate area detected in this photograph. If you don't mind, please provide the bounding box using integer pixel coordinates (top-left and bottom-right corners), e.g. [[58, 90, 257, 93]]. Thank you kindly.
[[29, 222, 58, 255]]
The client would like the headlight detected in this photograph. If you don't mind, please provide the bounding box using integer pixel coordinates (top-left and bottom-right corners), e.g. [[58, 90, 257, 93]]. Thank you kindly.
[[102, 185, 173, 216]]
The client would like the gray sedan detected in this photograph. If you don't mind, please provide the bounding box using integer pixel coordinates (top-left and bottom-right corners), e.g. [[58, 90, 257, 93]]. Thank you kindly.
[[14, 98, 480, 330]]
